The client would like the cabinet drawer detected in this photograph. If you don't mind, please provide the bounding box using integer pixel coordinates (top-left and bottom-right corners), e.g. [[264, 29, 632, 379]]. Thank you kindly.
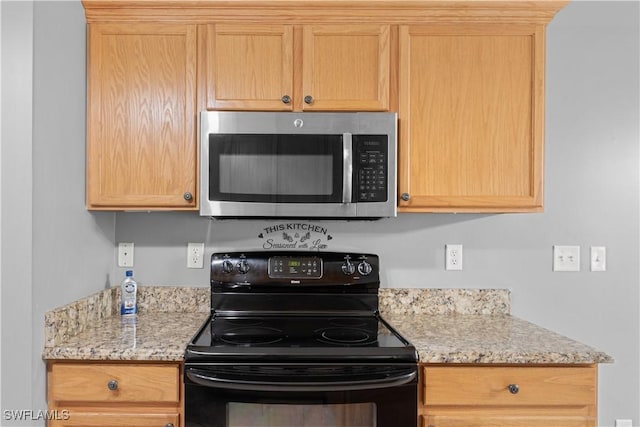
[[423, 366, 596, 407], [422, 414, 594, 427], [49, 363, 179, 404], [49, 412, 179, 427]]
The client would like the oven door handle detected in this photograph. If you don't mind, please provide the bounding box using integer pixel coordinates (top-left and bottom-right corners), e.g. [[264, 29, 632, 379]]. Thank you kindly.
[[186, 368, 416, 392]]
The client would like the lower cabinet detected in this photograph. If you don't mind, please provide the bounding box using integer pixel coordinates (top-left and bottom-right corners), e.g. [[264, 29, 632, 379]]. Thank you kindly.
[[48, 361, 598, 427], [48, 362, 182, 427], [420, 365, 598, 427]]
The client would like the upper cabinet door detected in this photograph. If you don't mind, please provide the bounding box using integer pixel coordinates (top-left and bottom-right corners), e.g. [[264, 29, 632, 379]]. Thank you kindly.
[[398, 24, 545, 212], [204, 23, 391, 112], [87, 23, 197, 210], [302, 25, 391, 111], [205, 24, 294, 111]]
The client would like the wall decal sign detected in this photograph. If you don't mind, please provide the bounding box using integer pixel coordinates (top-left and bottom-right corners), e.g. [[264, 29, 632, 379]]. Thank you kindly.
[[258, 223, 333, 250]]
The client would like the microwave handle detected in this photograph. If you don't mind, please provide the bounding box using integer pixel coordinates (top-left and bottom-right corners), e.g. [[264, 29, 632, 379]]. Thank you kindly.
[[342, 133, 353, 204]]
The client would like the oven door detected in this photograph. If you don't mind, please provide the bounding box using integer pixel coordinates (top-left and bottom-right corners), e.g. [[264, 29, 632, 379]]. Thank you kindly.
[[185, 363, 417, 427]]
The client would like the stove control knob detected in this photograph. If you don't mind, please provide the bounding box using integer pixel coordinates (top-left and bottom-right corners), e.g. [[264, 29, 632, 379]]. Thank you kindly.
[[221, 259, 234, 274], [341, 259, 356, 275], [358, 261, 373, 276], [237, 259, 250, 274]]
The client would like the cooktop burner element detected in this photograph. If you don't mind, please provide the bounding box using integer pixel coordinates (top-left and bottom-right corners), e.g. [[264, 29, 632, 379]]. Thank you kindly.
[[218, 326, 285, 346], [317, 327, 372, 345]]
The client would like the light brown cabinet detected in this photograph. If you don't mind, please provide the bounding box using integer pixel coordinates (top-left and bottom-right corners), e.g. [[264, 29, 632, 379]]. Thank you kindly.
[[203, 24, 294, 111], [398, 24, 546, 213], [86, 23, 198, 210], [48, 362, 182, 427], [420, 365, 598, 427], [82, 1, 567, 212], [203, 23, 391, 111]]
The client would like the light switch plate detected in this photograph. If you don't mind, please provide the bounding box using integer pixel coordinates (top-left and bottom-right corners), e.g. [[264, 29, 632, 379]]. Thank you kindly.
[[553, 245, 580, 272], [590, 246, 606, 272]]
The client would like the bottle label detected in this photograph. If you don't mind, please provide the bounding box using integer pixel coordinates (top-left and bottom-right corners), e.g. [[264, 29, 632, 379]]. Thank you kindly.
[[121, 303, 138, 315]]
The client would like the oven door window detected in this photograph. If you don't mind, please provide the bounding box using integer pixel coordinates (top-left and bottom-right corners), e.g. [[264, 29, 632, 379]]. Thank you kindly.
[[228, 402, 375, 427], [209, 134, 343, 203]]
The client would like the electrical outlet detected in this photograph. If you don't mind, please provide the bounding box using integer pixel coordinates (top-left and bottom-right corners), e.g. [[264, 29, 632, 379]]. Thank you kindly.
[[118, 242, 134, 267], [615, 420, 633, 427], [553, 245, 580, 272], [590, 246, 606, 272], [445, 244, 463, 271], [187, 242, 205, 269]]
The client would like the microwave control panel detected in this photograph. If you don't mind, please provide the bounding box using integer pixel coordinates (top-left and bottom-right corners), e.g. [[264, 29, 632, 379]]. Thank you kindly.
[[354, 135, 388, 202]]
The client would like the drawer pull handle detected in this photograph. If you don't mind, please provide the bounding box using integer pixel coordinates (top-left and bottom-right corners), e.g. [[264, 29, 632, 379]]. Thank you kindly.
[[165, 424, 175, 427], [508, 383, 519, 394], [107, 380, 118, 391]]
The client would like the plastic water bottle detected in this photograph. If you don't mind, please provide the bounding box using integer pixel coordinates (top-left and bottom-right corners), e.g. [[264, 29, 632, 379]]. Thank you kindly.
[[120, 270, 138, 316]]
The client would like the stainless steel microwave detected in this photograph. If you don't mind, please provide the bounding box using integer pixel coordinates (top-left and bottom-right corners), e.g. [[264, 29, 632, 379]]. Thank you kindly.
[[200, 111, 397, 218]]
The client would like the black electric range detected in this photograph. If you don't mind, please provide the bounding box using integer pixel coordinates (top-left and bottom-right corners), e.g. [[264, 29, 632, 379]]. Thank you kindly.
[[184, 251, 418, 427]]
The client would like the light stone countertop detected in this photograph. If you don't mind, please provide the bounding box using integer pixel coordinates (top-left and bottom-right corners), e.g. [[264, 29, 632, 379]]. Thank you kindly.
[[383, 312, 613, 364], [42, 287, 612, 364], [42, 312, 209, 361]]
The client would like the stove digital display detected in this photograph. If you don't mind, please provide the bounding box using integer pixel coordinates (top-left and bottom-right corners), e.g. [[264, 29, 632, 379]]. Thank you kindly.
[[269, 256, 322, 279]]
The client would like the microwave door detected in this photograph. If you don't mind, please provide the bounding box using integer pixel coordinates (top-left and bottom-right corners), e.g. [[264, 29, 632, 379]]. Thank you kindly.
[[204, 133, 356, 217]]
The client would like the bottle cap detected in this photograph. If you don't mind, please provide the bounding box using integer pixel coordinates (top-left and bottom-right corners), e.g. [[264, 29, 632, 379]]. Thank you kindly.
[[126, 270, 133, 277]]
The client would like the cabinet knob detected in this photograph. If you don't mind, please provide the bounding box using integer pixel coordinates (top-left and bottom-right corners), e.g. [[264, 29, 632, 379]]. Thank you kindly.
[[165, 424, 175, 427], [508, 383, 520, 394], [107, 380, 118, 391], [304, 95, 314, 105], [281, 95, 291, 104], [401, 193, 410, 201], [184, 192, 193, 201]]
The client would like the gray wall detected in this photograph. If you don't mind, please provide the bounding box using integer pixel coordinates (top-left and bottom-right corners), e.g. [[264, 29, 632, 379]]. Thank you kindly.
[[1, 0, 116, 423], [0, 1, 636, 426], [1, 2, 34, 422]]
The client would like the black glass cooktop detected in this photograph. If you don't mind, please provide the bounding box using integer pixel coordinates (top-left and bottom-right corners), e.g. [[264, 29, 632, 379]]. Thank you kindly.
[[186, 315, 417, 362]]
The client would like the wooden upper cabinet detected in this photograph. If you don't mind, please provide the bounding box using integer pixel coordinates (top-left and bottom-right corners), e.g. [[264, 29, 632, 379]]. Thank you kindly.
[[204, 24, 294, 111], [204, 24, 391, 111], [87, 23, 198, 210], [398, 24, 546, 212], [301, 25, 391, 111], [81, 0, 567, 212]]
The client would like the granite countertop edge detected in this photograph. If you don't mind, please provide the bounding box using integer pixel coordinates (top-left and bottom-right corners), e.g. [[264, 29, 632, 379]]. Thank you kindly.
[[42, 287, 613, 364], [43, 312, 613, 364]]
